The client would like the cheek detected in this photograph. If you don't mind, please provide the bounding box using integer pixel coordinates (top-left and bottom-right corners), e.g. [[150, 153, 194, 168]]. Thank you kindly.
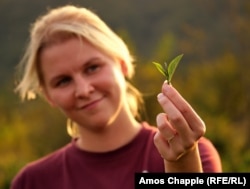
[[46, 89, 73, 110], [104, 68, 125, 89]]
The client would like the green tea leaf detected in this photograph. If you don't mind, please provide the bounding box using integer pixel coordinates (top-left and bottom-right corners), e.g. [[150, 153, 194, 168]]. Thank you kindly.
[[152, 62, 168, 78], [167, 54, 183, 83], [164, 62, 169, 79], [152, 54, 183, 84]]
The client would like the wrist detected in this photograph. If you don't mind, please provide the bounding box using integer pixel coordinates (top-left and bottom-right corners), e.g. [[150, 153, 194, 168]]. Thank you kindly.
[[164, 145, 203, 173]]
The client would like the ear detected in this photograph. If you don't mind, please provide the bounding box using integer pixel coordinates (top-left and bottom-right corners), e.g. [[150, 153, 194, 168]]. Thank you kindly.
[[119, 60, 128, 76]]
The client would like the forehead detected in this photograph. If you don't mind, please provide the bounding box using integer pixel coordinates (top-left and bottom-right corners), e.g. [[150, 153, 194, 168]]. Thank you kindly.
[[39, 37, 101, 69]]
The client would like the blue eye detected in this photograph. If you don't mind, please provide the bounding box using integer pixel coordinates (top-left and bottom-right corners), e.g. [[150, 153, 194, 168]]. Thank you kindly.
[[86, 64, 100, 74], [56, 77, 71, 87]]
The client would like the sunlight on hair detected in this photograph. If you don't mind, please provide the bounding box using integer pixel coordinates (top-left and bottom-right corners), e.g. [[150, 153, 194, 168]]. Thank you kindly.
[[27, 91, 36, 100], [67, 119, 79, 138]]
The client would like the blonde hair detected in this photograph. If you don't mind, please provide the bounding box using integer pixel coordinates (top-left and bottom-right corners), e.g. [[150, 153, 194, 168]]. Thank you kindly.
[[15, 5, 145, 136]]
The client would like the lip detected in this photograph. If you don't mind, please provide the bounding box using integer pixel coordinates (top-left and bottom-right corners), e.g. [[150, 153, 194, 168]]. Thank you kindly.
[[77, 97, 104, 110]]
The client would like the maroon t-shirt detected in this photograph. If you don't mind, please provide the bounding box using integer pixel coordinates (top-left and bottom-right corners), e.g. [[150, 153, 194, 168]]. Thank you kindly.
[[10, 122, 221, 189]]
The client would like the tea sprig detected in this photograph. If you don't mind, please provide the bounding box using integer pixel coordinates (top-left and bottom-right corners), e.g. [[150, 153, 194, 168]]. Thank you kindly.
[[152, 54, 183, 84]]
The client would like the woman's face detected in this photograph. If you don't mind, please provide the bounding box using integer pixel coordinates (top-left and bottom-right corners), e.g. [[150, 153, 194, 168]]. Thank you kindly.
[[39, 37, 128, 131]]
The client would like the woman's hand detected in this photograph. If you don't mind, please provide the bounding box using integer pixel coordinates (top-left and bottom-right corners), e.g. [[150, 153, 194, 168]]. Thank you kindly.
[[154, 81, 206, 172]]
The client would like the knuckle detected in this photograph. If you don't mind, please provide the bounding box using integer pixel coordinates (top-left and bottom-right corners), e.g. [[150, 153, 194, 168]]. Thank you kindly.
[[195, 123, 206, 138], [170, 114, 182, 125]]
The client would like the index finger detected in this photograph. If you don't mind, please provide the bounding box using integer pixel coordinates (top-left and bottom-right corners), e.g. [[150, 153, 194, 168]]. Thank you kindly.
[[162, 83, 206, 134]]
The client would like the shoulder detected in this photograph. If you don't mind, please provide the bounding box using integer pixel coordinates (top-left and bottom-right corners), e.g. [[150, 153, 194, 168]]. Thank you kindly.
[[198, 137, 219, 156], [27, 143, 71, 170], [11, 143, 72, 188], [198, 137, 222, 172]]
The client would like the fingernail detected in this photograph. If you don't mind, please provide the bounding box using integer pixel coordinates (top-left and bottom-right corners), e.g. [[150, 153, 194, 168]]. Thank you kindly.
[[163, 80, 168, 84], [157, 93, 164, 99]]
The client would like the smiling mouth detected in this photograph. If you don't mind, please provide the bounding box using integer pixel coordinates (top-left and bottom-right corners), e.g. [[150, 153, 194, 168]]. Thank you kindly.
[[77, 97, 104, 110]]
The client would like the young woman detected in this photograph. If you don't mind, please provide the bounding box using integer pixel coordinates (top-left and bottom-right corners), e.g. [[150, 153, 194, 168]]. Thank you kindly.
[[11, 5, 222, 189]]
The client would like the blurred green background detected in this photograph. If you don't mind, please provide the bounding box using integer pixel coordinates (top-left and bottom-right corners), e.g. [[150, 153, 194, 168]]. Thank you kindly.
[[1, 0, 250, 188]]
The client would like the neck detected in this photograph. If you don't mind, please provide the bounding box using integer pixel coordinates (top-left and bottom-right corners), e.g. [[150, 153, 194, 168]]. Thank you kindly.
[[75, 114, 142, 152]]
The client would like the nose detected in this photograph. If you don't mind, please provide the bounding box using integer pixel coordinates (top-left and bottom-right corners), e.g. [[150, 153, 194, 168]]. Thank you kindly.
[[74, 76, 94, 98]]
